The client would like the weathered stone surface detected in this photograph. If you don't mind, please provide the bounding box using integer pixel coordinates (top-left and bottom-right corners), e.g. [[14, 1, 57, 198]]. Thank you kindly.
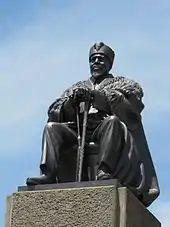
[[18, 179, 120, 192], [119, 188, 161, 227], [5, 196, 12, 227], [5, 184, 161, 227]]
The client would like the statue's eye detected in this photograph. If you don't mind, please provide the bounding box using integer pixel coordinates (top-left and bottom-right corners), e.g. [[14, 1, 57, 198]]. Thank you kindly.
[[91, 55, 105, 63], [90, 57, 95, 63], [98, 56, 105, 62]]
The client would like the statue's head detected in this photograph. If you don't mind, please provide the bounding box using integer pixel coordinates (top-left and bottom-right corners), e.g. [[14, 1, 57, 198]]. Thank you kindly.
[[89, 42, 115, 78]]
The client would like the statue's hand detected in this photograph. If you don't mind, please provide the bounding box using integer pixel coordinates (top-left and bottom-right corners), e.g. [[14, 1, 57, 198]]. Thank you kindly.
[[73, 88, 91, 105], [91, 90, 111, 113], [48, 106, 60, 122]]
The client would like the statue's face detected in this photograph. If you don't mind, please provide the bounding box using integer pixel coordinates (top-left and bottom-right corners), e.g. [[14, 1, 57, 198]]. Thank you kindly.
[[90, 54, 111, 78]]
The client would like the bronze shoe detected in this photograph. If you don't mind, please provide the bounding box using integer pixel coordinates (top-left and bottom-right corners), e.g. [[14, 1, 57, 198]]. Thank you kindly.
[[97, 169, 113, 180], [26, 174, 57, 185]]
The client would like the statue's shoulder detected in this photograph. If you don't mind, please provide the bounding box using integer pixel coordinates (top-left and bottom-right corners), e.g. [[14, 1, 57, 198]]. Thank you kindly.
[[100, 76, 144, 99], [48, 80, 89, 114], [61, 80, 89, 98], [115, 76, 143, 97]]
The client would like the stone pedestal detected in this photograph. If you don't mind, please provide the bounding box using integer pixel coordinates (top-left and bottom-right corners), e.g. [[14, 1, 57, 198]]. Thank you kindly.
[[5, 180, 161, 227]]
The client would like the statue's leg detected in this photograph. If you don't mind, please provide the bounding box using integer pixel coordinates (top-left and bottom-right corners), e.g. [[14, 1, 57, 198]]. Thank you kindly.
[[92, 115, 144, 187], [40, 122, 77, 174], [26, 122, 77, 185], [92, 115, 125, 179], [92, 116, 148, 204]]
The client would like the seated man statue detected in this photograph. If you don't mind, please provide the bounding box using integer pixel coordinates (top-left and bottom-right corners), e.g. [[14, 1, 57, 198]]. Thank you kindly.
[[27, 42, 160, 207]]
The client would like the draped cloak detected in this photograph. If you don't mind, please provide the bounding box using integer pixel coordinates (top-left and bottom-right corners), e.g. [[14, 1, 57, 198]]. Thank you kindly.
[[47, 74, 160, 207]]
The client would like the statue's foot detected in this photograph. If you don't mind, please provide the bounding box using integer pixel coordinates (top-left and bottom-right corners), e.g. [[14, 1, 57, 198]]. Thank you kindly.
[[26, 174, 57, 186], [97, 170, 113, 180]]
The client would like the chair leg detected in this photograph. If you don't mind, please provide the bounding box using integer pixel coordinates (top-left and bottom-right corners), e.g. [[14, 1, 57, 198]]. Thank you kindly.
[[87, 165, 98, 181]]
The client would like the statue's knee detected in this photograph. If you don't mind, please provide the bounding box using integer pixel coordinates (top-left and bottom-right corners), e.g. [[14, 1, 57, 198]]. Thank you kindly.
[[105, 116, 123, 130], [45, 122, 59, 129], [107, 115, 120, 123], [46, 122, 55, 128]]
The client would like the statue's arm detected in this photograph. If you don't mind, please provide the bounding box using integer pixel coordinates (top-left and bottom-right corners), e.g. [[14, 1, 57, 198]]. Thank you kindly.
[[47, 96, 76, 123], [108, 80, 144, 130], [47, 81, 87, 123]]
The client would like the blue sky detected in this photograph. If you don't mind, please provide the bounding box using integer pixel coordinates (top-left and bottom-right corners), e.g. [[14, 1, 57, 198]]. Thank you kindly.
[[0, 0, 170, 226]]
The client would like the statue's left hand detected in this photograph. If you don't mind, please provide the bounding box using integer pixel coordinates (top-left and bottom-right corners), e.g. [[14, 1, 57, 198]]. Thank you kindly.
[[91, 90, 111, 113]]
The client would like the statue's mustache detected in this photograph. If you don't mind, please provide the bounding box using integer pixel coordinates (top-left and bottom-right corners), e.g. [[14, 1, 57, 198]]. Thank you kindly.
[[91, 63, 103, 70]]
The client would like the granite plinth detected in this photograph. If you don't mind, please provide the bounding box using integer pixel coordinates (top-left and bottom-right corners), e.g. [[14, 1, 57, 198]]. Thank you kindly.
[[18, 179, 120, 192], [5, 180, 161, 227]]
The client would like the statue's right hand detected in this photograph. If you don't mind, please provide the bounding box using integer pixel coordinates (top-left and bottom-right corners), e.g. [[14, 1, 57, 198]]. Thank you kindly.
[[73, 88, 91, 104], [48, 107, 57, 118]]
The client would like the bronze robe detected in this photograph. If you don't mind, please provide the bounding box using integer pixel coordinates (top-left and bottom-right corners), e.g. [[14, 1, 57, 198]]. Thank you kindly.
[[45, 74, 160, 207]]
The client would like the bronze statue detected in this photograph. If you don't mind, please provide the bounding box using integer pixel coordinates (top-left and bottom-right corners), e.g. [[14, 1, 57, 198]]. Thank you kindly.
[[27, 42, 160, 207]]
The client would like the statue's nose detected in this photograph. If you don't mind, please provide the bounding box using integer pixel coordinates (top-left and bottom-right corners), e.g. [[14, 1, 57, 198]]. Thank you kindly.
[[94, 58, 99, 63]]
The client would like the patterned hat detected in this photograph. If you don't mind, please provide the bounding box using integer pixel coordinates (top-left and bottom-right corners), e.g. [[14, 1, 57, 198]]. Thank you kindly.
[[89, 42, 115, 66]]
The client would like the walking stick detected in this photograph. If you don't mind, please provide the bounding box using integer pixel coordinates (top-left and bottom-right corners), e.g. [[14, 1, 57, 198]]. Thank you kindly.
[[76, 99, 90, 182]]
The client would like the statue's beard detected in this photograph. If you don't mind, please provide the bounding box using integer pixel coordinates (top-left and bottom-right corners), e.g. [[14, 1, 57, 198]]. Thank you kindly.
[[92, 71, 103, 78], [91, 69, 109, 81], [91, 66, 107, 78]]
